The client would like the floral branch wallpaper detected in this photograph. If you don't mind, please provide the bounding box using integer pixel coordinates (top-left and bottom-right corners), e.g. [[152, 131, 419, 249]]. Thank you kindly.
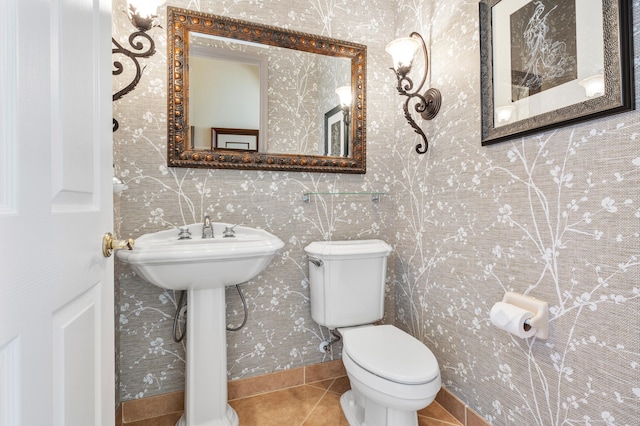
[[113, 0, 639, 424]]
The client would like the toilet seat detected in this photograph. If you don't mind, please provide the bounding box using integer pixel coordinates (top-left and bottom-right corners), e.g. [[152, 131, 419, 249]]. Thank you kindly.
[[342, 325, 439, 385]]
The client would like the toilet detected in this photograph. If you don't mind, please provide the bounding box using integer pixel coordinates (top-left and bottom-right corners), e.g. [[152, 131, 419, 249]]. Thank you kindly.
[[305, 240, 441, 426]]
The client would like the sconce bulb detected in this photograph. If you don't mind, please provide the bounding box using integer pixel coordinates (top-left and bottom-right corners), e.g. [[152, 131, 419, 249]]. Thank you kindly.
[[335, 86, 352, 108], [579, 74, 605, 98], [127, 0, 162, 31], [386, 37, 420, 76]]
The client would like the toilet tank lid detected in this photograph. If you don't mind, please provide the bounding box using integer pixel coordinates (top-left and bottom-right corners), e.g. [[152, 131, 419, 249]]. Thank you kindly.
[[304, 240, 392, 258], [342, 325, 440, 385]]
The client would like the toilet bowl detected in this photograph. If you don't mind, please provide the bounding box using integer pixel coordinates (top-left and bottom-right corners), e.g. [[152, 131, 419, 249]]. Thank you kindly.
[[338, 325, 441, 426]]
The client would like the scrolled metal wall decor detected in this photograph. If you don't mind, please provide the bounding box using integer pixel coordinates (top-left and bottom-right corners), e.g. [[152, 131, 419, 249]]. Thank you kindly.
[[112, 4, 159, 131]]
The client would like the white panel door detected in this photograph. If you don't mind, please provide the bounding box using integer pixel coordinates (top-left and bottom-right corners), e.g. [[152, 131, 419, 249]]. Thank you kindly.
[[0, 0, 114, 425]]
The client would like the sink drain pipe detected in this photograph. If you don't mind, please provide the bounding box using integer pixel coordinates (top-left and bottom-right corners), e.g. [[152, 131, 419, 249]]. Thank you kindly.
[[172, 284, 249, 343], [226, 284, 249, 331]]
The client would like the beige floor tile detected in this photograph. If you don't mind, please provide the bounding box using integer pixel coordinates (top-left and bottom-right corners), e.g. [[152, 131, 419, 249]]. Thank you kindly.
[[124, 412, 183, 426], [302, 391, 350, 426], [307, 378, 336, 391], [229, 385, 327, 426], [327, 376, 351, 395]]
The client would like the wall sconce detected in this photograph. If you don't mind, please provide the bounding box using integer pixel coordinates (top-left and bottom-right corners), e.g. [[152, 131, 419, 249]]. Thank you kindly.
[[386, 32, 441, 154], [112, 0, 162, 131], [579, 74, 605, 98]]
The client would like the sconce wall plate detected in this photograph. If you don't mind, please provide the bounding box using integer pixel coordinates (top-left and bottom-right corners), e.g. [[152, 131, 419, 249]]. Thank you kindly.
[[387, 32, 441, 154]]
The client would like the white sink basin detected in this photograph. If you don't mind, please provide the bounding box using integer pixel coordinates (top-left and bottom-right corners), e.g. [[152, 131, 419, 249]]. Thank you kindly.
[[117, 222, 284, 290]]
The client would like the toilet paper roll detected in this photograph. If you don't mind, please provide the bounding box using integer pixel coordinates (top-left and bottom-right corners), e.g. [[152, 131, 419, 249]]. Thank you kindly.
[[490, 302, 536, 338]]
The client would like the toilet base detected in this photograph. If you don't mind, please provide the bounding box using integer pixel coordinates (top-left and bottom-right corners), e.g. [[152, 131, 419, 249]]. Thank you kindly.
[[340, 390, 418, 426]]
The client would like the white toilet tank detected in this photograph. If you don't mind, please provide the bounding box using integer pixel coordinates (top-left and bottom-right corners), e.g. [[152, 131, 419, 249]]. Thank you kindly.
[[304, 240, 392, 329]]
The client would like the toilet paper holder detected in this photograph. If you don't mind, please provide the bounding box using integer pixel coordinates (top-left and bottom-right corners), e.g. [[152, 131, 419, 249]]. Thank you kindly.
[[501, 292, 549, 339]]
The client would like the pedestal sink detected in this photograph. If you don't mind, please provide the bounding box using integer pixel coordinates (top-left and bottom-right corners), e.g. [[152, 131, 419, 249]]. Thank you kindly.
[[117, 223, 284, 426]]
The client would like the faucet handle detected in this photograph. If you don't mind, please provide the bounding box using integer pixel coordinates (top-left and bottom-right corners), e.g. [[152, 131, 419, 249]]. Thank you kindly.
[[223, 224, 241, 238], [178, 227, 192, 240]]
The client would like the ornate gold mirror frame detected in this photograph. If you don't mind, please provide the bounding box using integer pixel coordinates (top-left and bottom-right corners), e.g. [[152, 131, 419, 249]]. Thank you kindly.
[[167, 7, 367, 173]]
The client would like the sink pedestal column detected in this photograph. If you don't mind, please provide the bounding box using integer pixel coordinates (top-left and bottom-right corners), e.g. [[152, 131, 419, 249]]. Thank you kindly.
[[176, 287, 239, 426]]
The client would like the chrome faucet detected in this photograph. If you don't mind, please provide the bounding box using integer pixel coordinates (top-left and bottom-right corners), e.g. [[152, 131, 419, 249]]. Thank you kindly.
[[202, 215, 214, 238]]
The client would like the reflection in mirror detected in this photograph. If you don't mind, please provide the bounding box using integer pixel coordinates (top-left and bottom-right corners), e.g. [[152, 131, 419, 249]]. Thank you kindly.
[[188, 40, 266, 150], [189, 57, 261, 149], [167, 7, 367, 173], [188, 31, 353, 156]]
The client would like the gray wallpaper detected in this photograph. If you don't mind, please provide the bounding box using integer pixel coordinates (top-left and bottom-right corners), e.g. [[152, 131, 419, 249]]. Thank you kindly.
[[113, 0, 640, 424], [391, 1, 639, 425], [113, 0, 397, 402]]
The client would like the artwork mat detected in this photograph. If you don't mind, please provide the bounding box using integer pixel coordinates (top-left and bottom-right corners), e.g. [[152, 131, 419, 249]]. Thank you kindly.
[[479, 0, 635, 145]]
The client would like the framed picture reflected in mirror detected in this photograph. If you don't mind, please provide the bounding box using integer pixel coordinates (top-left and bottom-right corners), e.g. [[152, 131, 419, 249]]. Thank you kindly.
[[324, 105, 348, 157], [212, 128, 259, 151]]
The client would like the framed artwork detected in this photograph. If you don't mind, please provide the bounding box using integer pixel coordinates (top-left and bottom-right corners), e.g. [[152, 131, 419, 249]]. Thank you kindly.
[[479, 0, 634, 145], [212, 128, 259, 151], [324, 105, 348, 157]]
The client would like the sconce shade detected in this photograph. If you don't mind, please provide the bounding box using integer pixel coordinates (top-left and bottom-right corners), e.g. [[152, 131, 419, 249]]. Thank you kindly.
[[579, 74, 605, 98], [335, 86, 352, 108], [386, 37, 420, 76], [127, 0, 162, 31], [128, 0, 162, 17]]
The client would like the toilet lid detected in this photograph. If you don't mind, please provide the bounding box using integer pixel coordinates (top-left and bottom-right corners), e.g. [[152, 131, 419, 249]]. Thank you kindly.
[[342, 325, 439, 385]]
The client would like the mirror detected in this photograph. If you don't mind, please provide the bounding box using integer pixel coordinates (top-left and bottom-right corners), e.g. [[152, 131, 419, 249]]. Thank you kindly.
[[167, 7, 367, 173]]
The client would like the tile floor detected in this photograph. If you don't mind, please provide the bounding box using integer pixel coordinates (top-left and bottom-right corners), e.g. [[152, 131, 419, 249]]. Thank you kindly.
[[227, 376, 462, 426], [122, 376, 463, 426]]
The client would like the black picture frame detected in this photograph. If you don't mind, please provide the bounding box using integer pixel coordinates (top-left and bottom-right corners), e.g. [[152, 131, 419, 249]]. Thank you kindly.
[[324, 105, 348, 157], [479, 0, 634, 145]]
